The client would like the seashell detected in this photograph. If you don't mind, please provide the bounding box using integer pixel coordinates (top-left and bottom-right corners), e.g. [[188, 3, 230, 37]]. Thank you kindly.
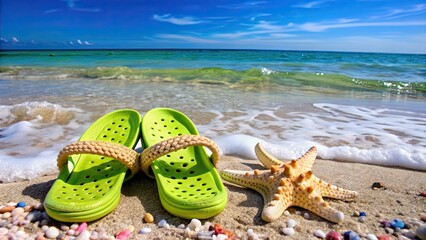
[[143, 213, 154, 223]]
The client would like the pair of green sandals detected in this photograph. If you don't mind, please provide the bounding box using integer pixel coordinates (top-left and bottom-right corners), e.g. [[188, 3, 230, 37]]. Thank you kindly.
[[44, 108, 227, 222]]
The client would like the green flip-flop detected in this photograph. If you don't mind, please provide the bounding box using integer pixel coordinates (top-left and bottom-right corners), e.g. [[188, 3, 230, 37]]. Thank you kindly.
[[140, 108, 228, 219], [44, 109, 141, 222]]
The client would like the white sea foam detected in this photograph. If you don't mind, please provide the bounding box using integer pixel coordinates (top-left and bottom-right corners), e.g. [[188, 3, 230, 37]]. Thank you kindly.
[[0, 102, 91, 182], [199, 103, 426, 171], [1, 102, 425, 183]]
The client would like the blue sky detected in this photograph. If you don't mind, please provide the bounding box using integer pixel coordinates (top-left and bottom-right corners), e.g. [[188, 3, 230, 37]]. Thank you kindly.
[[1, 0, 425, 53]]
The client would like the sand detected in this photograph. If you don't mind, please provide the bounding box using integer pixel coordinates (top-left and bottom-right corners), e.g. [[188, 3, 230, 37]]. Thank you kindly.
[[1, 155, 425, 239]]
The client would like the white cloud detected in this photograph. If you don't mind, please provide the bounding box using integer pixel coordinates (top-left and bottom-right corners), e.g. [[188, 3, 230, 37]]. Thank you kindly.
[[156, 34, 219, 44], [153, 14, 205, 25], [44, 9, 61, 14], [250, 14, 271, 21], [217, 1, 267, 9], [77, 39, 83, 45], [293, 0, 334, 9], [69, 41, 74, 45], [84, 41, 91, 45], [12, 37, 19, 43], [298, 20, 426, 32], [0, 38, 8, 43], [370, 4, 426, 20]]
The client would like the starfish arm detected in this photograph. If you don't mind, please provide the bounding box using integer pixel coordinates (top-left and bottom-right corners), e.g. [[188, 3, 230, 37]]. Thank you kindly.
[[290, 146, 317, 176], [220, 169, 276, 205], [255, 143, 285, 168], [261, 178, 294, 222], [311, 177, 359, 201], [294, 187, 345, 223]]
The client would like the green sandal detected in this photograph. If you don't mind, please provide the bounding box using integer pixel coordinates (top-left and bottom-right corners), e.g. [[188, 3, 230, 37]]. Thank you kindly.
[[140, 108, 227, 219], [44, 109, 141, 222]]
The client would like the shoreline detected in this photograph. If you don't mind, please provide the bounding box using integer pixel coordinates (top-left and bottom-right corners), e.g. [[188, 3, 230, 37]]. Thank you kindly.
[[1, 156, 425, 239]]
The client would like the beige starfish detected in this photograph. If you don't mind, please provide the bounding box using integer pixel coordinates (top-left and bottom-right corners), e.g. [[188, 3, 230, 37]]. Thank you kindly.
[[220, 143, 358, 223]]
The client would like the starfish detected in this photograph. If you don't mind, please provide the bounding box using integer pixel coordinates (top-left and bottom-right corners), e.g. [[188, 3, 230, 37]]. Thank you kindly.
[[220, 143, 358, 223]]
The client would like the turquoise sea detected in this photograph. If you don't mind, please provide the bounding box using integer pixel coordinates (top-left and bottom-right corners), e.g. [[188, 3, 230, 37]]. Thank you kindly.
[[0, 49, 425, 182]]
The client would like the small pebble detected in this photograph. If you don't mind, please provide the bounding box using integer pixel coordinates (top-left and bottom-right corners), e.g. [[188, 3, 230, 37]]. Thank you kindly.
[[390, 219, 405, 229], [420, 191, 426, 197], [358, 216, 366, 223], [45, 226, 60, 239], [326, 231, 341, 240], [401, 229, 416, 238], [0, 227, 8, 235], [384, 227, 394, 235], [16, 202, 26, 208], [287, 219, 297, 228], [216, 234, 228, 240], [284, 210, 291, 216], [67, 229, 76, 236], [377, 235, 392, 240], [70, 223, 79, 230], [359, 212, 367, 217], [157, 219, 168, 228], [115, 229, 131, 240], [138, 227, 152, 234], [365, 234, 378, 240], [143, 213, 154, 223], [75, 230, 91, 240], [372, 182, 385, 189], [421, 214, 426, 222], [304, 212, 310, 219], [75, 222, 88, 235], [380, 221, 392, 228], [416, 224, 426, 240], [177, 224, 186, 229], [188, 218, 202, 231], [0, 206, 16, 213], [344, 231, 360, 240], [281, 227, 295, 236], [198, 231, 214, 239], [314, 229, 326, 239], [247, 228, 259, 240]]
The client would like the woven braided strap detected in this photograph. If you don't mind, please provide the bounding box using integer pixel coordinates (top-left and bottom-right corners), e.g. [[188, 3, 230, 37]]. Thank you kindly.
[[57, 141, 140, 176], [141, 135, 220, 176]]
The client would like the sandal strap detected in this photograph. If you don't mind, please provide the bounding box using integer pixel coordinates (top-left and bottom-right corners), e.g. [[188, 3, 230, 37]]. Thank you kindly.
[[57, 141, 140, 176], [140, 135, 220, 176]]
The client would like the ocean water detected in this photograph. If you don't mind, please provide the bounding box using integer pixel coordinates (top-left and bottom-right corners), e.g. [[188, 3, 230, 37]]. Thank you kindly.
[[0, 49, 425, 182]]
